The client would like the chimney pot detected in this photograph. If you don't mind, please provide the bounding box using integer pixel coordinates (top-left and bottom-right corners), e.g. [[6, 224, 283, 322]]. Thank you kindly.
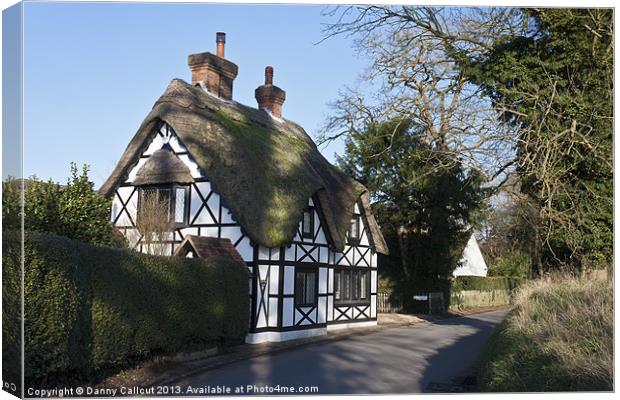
[[187, 32, 238, 100], [255, 66, 286, 118], [216, 32, 226, 58], [265, 66, 273, 85]]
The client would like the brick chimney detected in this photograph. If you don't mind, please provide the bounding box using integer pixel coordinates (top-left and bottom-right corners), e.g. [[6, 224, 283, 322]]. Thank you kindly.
[[255, 66, 286, 118], [188, 32, 238, 100]]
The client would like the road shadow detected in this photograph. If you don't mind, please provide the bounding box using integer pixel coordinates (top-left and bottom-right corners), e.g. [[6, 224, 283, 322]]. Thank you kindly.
[[419, 312, 507, 393], [173, 311, 508, 395]]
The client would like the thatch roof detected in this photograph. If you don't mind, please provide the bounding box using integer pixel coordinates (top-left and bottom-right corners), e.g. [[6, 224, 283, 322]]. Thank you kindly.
[[99, 79, 388, 254], [173, 235, 244, 263], [133, 144, 194, 186]]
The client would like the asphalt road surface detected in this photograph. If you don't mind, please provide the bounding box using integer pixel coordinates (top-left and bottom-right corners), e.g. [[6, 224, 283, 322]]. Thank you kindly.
[[171, 310, 508, 394]]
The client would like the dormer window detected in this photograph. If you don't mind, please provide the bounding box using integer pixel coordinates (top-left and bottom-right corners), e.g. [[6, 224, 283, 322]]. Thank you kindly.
[[133, 143, 193, 229], [349, 215, 361, 244], [302, 209, 314, 239]]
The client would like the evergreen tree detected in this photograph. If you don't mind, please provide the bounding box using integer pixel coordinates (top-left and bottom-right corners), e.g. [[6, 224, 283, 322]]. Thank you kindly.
[[464, 9, 613, 274], [338, 119, 489, 300]]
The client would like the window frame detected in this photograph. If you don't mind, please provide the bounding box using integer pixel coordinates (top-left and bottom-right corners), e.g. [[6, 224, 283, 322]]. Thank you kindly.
[[359, 270, 369, 300], [333, 268, 371, 306], [348, 214, 361, 245], [334, 269, 342, 301], [137, 184, 190, 228], [294, 269, 318, 307], [301, 208, 315, 240]]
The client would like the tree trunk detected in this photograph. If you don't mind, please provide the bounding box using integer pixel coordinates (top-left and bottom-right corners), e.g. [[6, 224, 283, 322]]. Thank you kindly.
[[531, 224, 543, 278], [398, 226, 412, 279]]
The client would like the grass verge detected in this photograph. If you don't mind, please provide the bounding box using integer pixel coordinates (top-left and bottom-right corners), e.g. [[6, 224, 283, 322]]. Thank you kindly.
[[478, 276, 612, 392]]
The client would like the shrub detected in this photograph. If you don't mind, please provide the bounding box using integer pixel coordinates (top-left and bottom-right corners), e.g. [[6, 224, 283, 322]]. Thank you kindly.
[[449, 276, 525, 311], [2, 231, 249, 388], [478, 276, 613, 391], [2, 163, 119, 247], [488, 250, 531, 278], [451, 276, 524, 292], [2, 178, 21, 230], [377, 274, 396, 293], [58, 163, 117, 247]]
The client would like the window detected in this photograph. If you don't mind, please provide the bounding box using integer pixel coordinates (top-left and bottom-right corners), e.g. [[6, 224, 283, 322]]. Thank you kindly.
[[360, 271, 368, 300], [138, 185, 188, 226], [139, 187, 172, 221], [343, 270, 351, 300], [174, 187, 186, 223], [349, 215, 360, 243], [295, 270, 317, 306], [334, 270, 341, 301], [334, 269, 370, 305], [352, 270, 360, 300], [302, 209, 314, 239]]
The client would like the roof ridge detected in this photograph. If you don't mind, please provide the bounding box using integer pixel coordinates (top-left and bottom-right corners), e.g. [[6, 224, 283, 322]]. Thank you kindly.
[[162, 79, 316, 148]]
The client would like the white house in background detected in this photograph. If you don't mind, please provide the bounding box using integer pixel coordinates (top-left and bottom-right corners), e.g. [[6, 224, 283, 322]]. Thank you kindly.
[[453, 234, 488, 277], [99, 33, 388, 344]]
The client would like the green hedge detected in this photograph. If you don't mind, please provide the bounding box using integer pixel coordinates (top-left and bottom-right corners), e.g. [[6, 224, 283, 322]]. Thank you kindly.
[[2, 231, 22, 395], [451, 276, 525, 292], [2, 231, 249, 388]]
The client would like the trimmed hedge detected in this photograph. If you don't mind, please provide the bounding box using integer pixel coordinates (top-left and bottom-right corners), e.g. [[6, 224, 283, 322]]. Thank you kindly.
[[451, 276, 525, 292], [2, 231, 22, 395], [2, 231, 249, 388]]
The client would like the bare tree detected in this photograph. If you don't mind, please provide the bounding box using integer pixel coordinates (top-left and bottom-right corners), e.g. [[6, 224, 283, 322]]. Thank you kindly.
[[136, 190, 174, 256], [319, 6, 521, 187], [323, 6, 613, 275]]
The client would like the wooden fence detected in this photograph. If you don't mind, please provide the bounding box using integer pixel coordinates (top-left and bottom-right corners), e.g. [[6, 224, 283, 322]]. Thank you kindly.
[[377, 292, 404, 313]]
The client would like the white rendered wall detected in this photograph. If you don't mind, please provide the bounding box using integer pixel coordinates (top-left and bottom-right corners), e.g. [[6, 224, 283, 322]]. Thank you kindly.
[[453, 235, 488, 277]]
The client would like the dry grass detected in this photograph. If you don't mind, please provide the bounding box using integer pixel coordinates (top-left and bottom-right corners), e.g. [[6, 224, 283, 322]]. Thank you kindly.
[[479, 275, 613, 391]]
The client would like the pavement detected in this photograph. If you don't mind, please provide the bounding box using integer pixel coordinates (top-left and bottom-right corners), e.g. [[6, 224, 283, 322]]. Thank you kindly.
[[165, 309, 509, 394]]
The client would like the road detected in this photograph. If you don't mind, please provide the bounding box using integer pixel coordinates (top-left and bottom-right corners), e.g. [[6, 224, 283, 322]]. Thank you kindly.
[[171, 310, 508, 394]]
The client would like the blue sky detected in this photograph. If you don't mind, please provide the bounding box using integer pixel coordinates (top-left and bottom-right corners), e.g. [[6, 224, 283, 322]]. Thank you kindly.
[[16, 1, 366, 187]]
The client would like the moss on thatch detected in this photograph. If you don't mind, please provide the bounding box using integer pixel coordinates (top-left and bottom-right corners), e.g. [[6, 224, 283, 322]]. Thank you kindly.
[[99, 79, 388, 254]]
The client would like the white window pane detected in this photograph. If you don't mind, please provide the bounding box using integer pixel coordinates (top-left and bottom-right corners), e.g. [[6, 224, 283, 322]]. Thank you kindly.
[[175, 188, 185, 223]]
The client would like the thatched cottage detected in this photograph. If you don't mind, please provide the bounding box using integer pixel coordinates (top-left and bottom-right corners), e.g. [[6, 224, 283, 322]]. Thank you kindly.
[[100, 33, 388, 343]]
